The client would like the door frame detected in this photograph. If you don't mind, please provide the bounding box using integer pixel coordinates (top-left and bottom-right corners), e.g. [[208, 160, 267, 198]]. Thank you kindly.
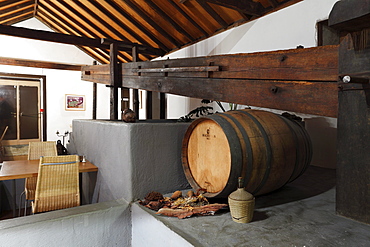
[[0, 72, 47, 144]]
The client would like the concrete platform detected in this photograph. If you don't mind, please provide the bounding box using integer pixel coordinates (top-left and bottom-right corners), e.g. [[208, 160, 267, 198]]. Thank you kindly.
[[133, 166, 370, 247]]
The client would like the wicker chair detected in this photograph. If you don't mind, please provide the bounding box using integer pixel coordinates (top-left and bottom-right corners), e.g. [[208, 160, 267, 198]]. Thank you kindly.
[[19, 141, 58, 216], [31, 155, 80, 214]]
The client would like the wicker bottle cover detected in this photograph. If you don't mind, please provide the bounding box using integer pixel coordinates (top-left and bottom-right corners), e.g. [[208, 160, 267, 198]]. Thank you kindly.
[[228, 177, 255, 223]]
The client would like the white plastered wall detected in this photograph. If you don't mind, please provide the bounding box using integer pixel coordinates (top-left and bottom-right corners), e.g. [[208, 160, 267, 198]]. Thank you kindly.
[[0, 18, 110, 142], [0, 0, 339, 167], [162, 0, 339, 168]]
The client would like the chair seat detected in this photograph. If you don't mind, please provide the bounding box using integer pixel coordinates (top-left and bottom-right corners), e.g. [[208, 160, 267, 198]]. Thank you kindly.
[[31, 193, 79, 213]]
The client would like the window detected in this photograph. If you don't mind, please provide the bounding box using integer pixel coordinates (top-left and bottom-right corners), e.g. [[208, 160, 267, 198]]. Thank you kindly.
[[0, 74, 46, 145]]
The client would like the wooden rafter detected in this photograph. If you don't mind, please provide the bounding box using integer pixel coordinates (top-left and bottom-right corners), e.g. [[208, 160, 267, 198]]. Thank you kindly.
[[122, 0, 182, 48], [144, 0, 194, 42], [108, 0, 170, 52], [0, 1, 32, 15], [0, 0, 303, 63], [84, 0, 152, 61], [196, 0, 228, 27], [35, 12, 111, 64], [267, 0, 279, 8], [201, 0, 263, 17], [36, 6, 125, 63], [41, 0, 133, 62], [167, 0, 209, 37]]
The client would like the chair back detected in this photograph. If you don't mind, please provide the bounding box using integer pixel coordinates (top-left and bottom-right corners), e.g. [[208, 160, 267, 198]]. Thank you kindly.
[[32, 155, 80, 214], [28, 141, 57, 160]]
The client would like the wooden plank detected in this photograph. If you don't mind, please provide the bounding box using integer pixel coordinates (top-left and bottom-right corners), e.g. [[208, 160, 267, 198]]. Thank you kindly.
[[82, 45, 338, 82], [121, 45, 339, 81], [133, 66, 220, 73], [82, 64, 110, 84], [0, 57, 83, 71], [120, 76, 338, 117]]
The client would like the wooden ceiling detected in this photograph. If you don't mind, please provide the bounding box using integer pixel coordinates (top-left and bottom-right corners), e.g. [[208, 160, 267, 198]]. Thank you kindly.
[[0, 0, 302, 64]]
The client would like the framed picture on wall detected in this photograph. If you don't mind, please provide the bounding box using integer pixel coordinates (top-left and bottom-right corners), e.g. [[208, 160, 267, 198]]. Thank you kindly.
[[65, 94, 85, 111]]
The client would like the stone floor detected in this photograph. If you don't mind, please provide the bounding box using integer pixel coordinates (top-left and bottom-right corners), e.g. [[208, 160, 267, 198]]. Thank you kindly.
[[140, 166, 370, 247]]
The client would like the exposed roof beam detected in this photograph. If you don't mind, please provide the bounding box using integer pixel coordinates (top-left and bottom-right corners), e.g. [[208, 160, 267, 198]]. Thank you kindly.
[[0, 0, 22, 8], [35, 12, 111, 64], [144, 0, 194, 41], [85, 0, 152, 61], [0, 56, 84, 70], [196, 0, 228, 27], [0, 7, 33, 25], [267, 0, 279, 8], [0, 24, 165, 56], [168, 0, 209, 37], [0, 1, 32, 15], [42, 0, 132, 62], [108, 0, 170, 52], [201, 0, 263, 17], [37, 6, 124, 63], [123, 0, 182, 48]]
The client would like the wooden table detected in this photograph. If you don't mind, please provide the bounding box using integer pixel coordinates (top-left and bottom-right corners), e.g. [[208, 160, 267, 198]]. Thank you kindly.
[[0, 159, 98, 217], [0, 159, 98, 181]]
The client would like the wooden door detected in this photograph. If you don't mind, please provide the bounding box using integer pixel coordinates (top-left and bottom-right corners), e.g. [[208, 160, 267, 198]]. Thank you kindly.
[[0, 79, 41, 145]]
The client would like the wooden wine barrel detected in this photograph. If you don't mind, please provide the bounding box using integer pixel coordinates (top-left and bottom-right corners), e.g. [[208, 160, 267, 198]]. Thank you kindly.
[[181, 109, 312, 198]]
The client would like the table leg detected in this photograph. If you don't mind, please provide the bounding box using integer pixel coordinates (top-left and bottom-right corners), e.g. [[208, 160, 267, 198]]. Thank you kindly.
[[80, 172, 97, 205], [12, 179, 16, 217]]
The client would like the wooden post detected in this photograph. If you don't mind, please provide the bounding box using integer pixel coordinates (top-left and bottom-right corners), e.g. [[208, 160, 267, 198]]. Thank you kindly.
[[146, 91, 152, 119], [132, 46, 140, 119], [160, 93, 166, 119], [329, 0, 370, 224], [109, 43, 120, 120], [92, 61, 97, 120], [93, 83, 97, 120]]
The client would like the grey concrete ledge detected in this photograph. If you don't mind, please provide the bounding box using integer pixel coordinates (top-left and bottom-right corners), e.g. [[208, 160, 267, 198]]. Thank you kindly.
[[0, 198, 129, 230]]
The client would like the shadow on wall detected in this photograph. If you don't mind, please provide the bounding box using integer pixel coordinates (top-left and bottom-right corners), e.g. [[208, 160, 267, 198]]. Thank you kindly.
[[185, 22, 255, 57], [305, 117, 337, 169]]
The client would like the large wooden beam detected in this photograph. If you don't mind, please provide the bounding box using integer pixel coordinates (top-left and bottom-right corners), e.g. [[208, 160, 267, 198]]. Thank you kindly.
[[0, 24, 165, 56], [0, 57, 83, 71], [82, 45, 339, 117]]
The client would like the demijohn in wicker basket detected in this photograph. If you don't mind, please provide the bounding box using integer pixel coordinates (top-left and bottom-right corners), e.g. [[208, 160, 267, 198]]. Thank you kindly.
[[228, 177, 255, 223]]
